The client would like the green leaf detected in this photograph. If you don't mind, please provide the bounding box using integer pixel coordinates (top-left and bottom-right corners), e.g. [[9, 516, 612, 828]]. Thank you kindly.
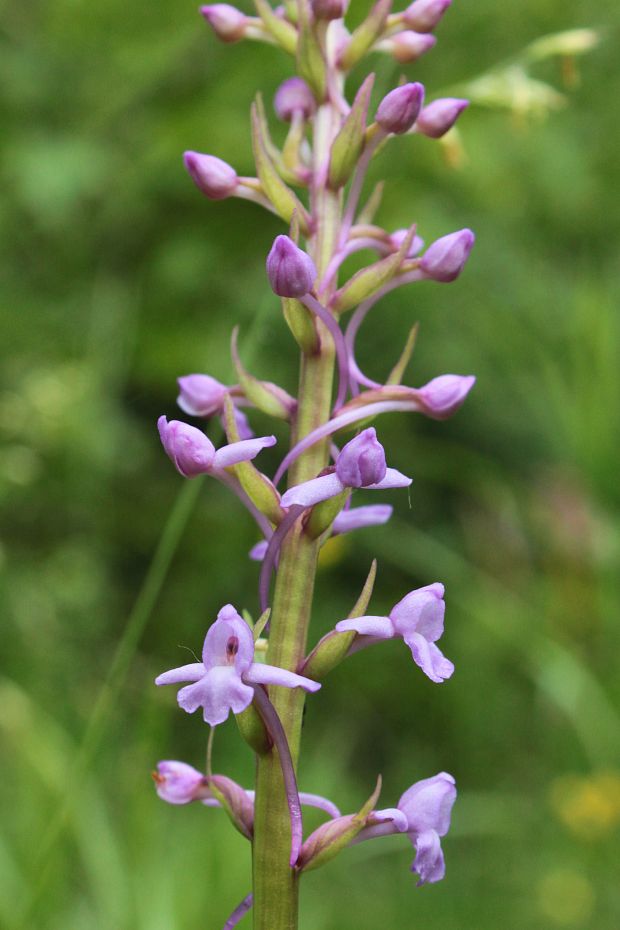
[[387, 322, 419, 385], [282, 296, 320, 353], [222, 395, 284, 524], [251, 102, 311, 232], [296, 0, 327, 100], [338, 0, 392, 71], [253, 0, 298, 54], [328, 75, 375, 190], [231, 327, 296, 420]]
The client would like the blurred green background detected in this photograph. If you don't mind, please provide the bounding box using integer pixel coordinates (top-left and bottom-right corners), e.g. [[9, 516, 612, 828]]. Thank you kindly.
[[1, 0, 619, 928]]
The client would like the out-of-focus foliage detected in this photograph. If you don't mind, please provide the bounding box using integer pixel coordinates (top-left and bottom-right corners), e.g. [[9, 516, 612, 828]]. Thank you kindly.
[[1, 1, 619, 928]]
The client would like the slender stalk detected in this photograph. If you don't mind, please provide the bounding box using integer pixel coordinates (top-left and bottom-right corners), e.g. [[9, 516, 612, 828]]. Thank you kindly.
[[252, 90, 343, 929]]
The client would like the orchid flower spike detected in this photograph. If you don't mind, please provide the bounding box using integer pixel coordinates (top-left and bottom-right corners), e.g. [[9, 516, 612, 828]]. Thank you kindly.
[[358, 773, 457, 885], [281, 428, 411, 509], [335, 583, 454, 683], [158, 416, 274, 478], [155, 605, 320, 725]]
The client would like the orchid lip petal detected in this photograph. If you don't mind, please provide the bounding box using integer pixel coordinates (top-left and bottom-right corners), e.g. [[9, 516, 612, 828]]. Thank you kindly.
[[405, 633, 454, 683], [246, 663, 321, 693], [212, 435, 276, 469], [155, 663, 205, 686], [281, 473, 345, 509]]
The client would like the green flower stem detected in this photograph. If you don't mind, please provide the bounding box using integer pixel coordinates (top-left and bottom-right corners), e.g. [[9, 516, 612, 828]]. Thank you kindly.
[[252, 97, 343, 930]]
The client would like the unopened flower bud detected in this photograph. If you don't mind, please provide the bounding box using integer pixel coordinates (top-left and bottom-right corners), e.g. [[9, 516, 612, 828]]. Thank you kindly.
[[336, 428, 387, 488], [376, 82, 425, 135], [420, 229, 475, 282], [153, 761, 210, 805], [403, 0, 452, 33], [274, 77, 316, 122], [311, 0, 349, 19], [266, 235, 317, 298], [200, 4, 247, 42], [387, 31, 436, 63], [183, 152, 238, 200], [418, 375, 476, 419], [177, 374, 227, 417], [389, 228, 424, 257], [415, 98, 469, 138], [158, 417, 215, 477]]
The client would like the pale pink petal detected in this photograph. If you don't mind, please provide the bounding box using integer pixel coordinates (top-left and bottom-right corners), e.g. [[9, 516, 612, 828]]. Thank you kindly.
[[155, 663, 205, 686], [404, 632, 454, 683], [177, 668, 254, 725], [202, 605, 254, 673], [399, 772, 456, 837], [413, 829, 445, 885], [212, 435, 276, 469], [333, 504, 393, 534], [280, 473, 345, 509], [334, 615, 395, 639], [390, 584, 445, 642], [366, 467, 412, 490], [246, 663, 321, 693]]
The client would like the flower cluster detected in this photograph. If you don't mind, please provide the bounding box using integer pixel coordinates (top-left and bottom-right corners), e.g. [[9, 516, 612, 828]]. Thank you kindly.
[[153, 2, 474, 927]]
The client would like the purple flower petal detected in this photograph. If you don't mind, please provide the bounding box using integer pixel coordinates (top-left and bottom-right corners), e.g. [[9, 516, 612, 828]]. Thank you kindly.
[[154, 761, 207, 805], [390, 583, 445, 642], [158, 416, 216, 477], [178, 668, 255, 725], [412, 828, 445, 885], [398, 772, 456, 837], [155, 662, 205, 686], [417, 374, 476, 419], [332, 504, 393, 534], [335, 615, 395, 639], [246, 663, 321, 693], [404, 632, 454, 682], [366, 467, 412, 490], [212, 435, 276, 469], [177, 374, 227, 417], [335, 428, 387, 487], [202, 605, 254, 674], [249, 540, 269, 561], [280, 472, 345, 509]]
